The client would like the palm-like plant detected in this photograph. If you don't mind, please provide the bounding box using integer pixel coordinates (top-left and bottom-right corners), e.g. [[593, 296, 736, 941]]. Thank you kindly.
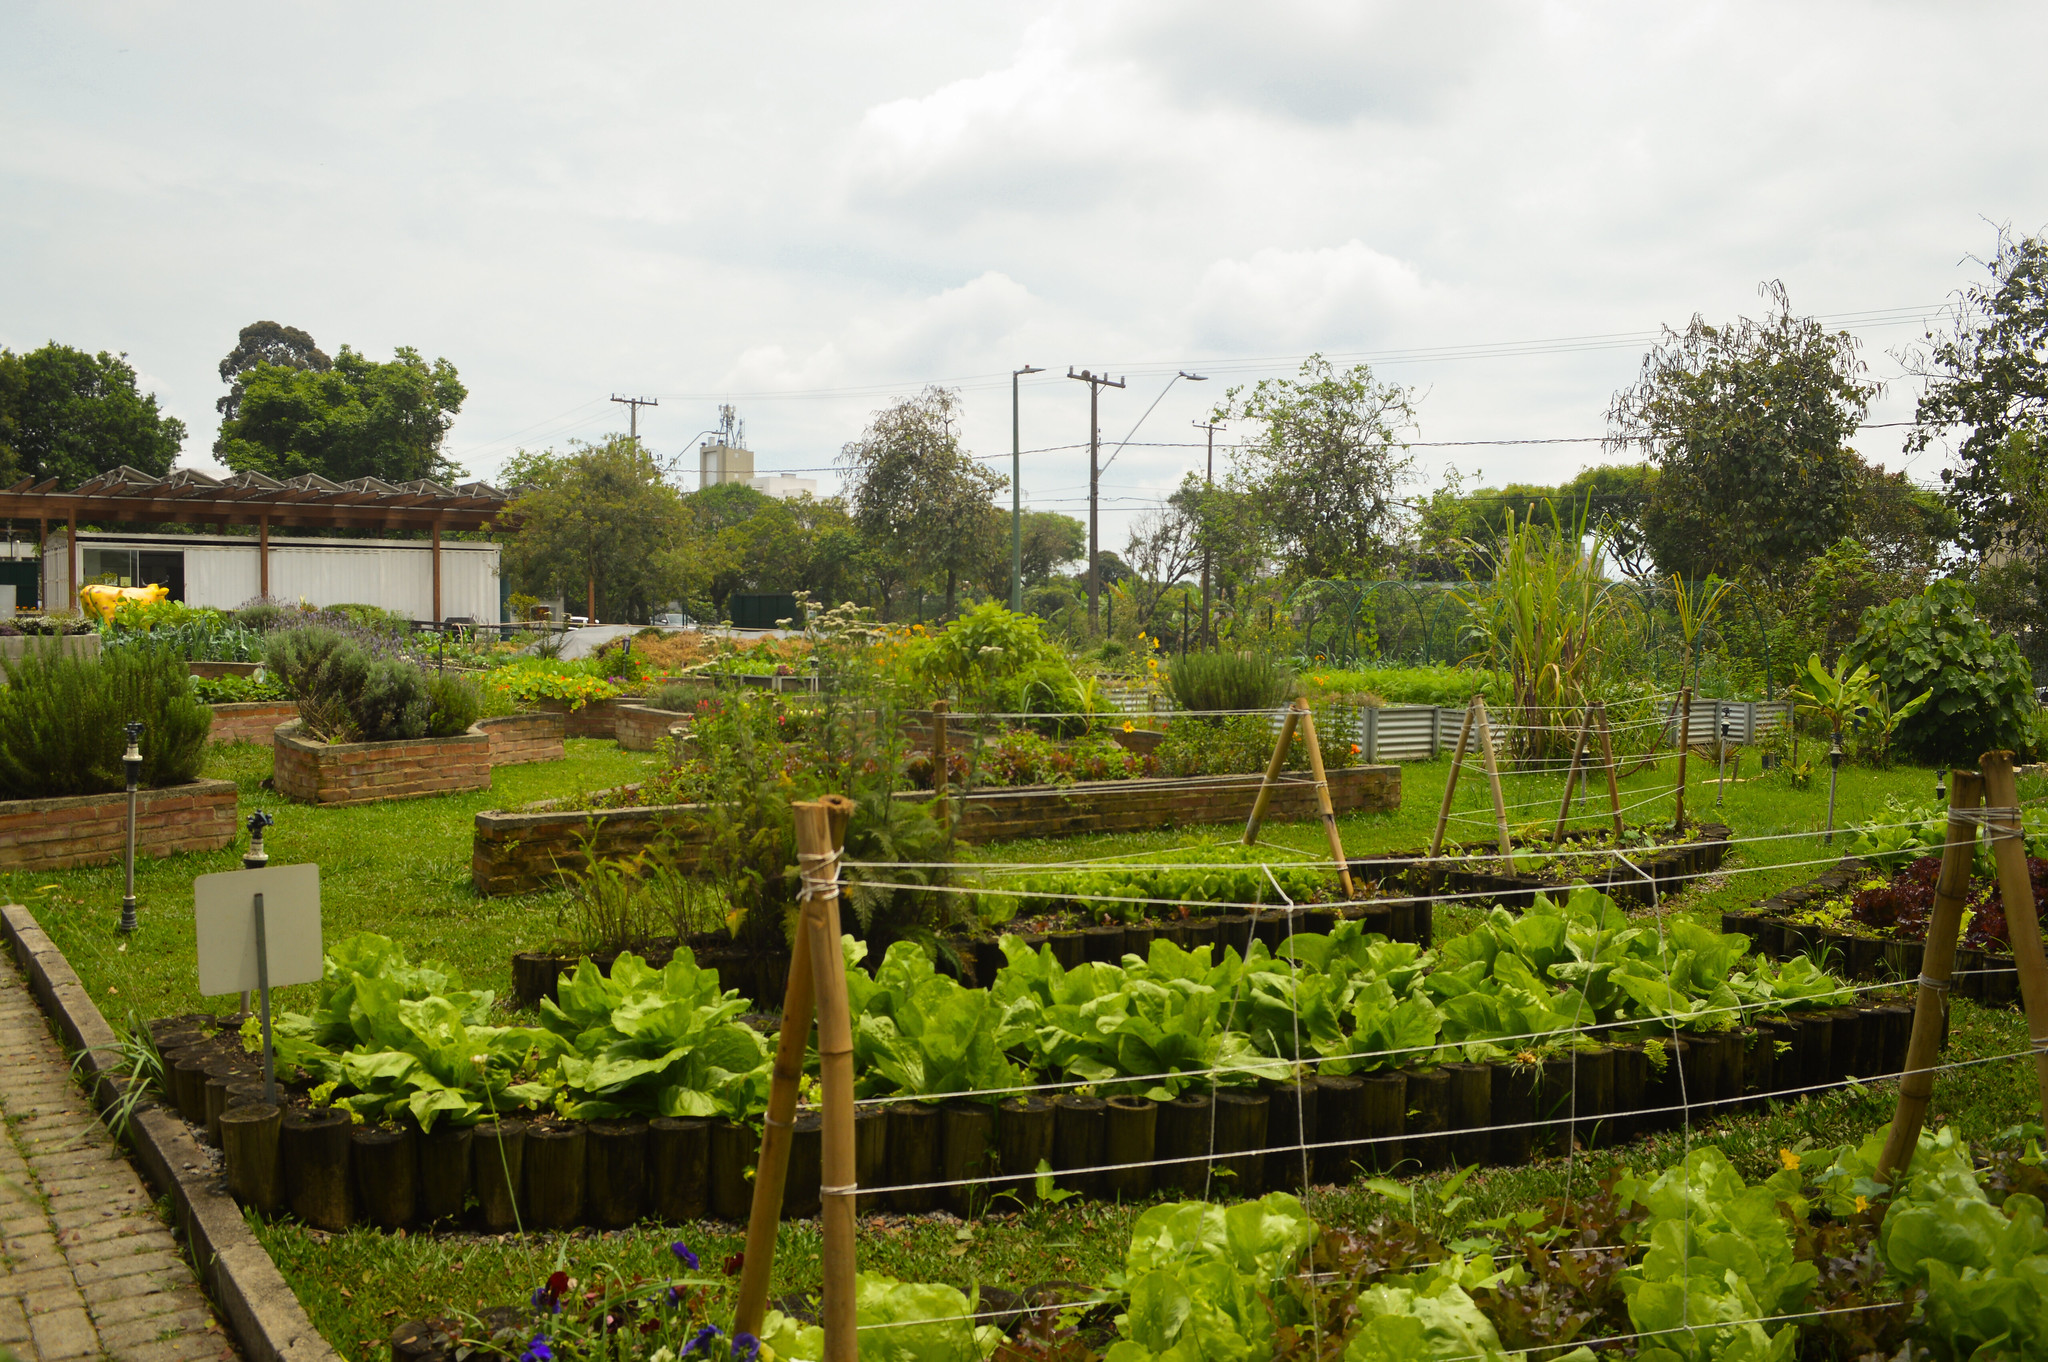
[[1457, 502, 1633, 760]]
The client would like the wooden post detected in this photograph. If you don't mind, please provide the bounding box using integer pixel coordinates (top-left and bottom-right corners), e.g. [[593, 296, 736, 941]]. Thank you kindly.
[[1429, 699, 1477, 857], [1878, 771, 1984, 1181], [1671, 687, 1693, 832], [1552, 710, 1595, 843], [1981, 752, 2048, 1129], [1294, 699, 1356, 898], [66, 508, 77, 609], [431, 523, 443, 622], [734, 919, 818, 1333], [1594, 702, 1625, 839], [258, 515, 270, 600], [931, 701, 950, 828], [1471, 697, 1512, 858], [799, 796, 859, 1362], [1241, 703, 1302, 847]]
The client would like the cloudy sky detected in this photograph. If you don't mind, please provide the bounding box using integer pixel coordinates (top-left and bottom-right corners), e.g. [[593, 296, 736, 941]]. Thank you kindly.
[[5, 1, 2044, 544]]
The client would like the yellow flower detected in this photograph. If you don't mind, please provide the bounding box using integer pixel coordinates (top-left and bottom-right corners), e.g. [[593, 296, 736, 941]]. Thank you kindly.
[[1853, 1194, 1870, 1214], [1779, 1148, 1801, 1171], [1121, 720, 1135, 733]]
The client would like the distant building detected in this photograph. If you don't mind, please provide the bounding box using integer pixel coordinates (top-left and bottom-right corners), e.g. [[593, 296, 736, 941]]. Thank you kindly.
[[749, 473, 819, 500]]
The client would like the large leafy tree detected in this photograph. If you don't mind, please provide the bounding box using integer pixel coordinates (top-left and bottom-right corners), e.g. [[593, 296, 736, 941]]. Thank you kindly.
[[1560, 463, 1659, 583], [501, 437, 690, 623], [1018, 510, 1086, 586], [215, 345, 467, 484], [681, 482, 864, 617], [839, 386, 1005, 618], [1905, 228, 2048, 667], [215, 320, 330, 426], [1214, 354, 1417, 582], [0, 343, 185, 485], [1609, 282, 1878, 583]]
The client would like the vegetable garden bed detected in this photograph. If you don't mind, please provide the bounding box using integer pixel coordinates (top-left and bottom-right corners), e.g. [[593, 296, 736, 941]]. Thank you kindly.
[[207, 698, 301, 745], [470, 765, 1400, 896], [0, 777, 239, 870], [1390, 821, 1733, 909], [1727, 852, 2045, 1006]]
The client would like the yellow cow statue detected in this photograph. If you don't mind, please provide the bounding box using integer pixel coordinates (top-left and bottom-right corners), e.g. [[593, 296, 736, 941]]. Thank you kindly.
[[79, 582, 169, 622]]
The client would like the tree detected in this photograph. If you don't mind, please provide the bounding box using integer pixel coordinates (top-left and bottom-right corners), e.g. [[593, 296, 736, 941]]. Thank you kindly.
[[215, 345, 467, 485], [1609, 281, 1878, 583], [0, 343, 185, 485], [1560, 463, 1659, 583], [501, 437, 689, 623], [839, 387, 1006, 617], [680, 482, 865, 618], [1214, 354, 1418, 582], [1905, 228, 2048, 667], [1018, 511, 1086, 585], [1122, 486, 1202, 636], [215, 321, 330, 426]]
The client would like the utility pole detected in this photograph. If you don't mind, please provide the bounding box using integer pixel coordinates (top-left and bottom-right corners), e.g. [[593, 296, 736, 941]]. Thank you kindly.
[[1193, 418, 1222, 648], [1066, 367, 1125, 634], [1010, 365, 1043, 613], [610, 394, 658, 443]]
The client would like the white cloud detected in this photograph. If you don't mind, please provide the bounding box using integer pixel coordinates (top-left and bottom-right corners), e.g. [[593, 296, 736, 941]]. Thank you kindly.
[[1187, 240, 1450, 352]]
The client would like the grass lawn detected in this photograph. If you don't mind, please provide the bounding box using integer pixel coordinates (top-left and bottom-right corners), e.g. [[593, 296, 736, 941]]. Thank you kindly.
[[7, 736, 2039, 1358]]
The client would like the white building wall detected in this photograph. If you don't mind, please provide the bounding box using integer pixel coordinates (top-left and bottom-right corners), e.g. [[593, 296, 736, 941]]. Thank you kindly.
[[44, 532, 500, 620]]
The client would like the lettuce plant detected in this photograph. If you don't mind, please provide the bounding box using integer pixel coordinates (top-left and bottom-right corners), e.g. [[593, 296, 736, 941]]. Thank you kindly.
[[1104, 1194, 1318, 1362]]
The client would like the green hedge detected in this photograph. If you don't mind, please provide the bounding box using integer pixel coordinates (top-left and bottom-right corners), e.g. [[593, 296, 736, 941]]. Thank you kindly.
[[0, 644, 211, 798]]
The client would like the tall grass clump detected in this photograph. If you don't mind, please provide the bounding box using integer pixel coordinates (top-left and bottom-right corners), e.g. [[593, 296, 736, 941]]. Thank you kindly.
[[0, 644, 211, 798], [1163, 651, 1296, 715], [1457, 502, 1633, 759]]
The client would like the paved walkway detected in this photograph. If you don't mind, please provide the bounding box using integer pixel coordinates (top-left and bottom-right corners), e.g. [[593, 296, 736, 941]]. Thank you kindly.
[[0, 951, 235, 1362]]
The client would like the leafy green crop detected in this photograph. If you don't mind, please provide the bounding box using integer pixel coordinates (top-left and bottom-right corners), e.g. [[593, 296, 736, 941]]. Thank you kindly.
[[845, 940, 1024, 1103], [1843, 578, 2037, 767], [1104, 1194, 1319, 1362], [761, 1273, 1005, 1361]]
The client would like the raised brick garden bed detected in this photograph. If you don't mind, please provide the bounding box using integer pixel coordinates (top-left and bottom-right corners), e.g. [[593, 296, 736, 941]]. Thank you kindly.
[[273, 720, 492, 806], [189, 660, 261, 679], [615, 702, 690, 751], [477, 711, 566, 766], [472, 764, 1401, 896], [207, 700, 300, 746], [527, 696, 646, 740], [0, 778, 239, 870]]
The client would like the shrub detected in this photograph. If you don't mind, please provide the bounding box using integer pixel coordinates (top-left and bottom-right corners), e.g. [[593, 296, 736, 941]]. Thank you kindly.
[[263, 624, 471, 743], [0, 644, 211, 798], [1163, 651, 1295, 713], [1843, 578, 2036, 766], [325, 602, 412, 636]]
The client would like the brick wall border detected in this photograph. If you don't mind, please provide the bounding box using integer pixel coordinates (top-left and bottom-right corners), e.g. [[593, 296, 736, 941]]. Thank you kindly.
[[2, 903, 340, 1362], [208, 701, 301, 746], [0, 778, 239, 871], [272, 720, 492, 806], [477, 711, 566, 766], [473, 764, 1401, 896], [528, 696, 646, 740], [614, 703, 690, 751]]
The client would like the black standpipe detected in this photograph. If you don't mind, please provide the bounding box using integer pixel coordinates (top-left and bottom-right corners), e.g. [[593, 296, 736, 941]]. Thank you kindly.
[[118, 721, 142, 933], [239, 810, 274, 1016]]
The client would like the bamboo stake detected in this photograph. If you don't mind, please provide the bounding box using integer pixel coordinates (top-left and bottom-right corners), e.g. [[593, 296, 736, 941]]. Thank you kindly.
[[1294, 698, 1356, 898], [733, 921, 818, 1336], [1980, 752, 2048, 1129], [1551, 709, 1596, 843], [1671, 688, 1693, 832], [931, 700, 950, 829], [1242, 702, 1303, 847], [1593, 701, 1625, 840], [1878, 771, 1984, 1182], [1470, 697, 1512, 858], [1429, 699, 1478, 857], [794, 795, 859, 1362]]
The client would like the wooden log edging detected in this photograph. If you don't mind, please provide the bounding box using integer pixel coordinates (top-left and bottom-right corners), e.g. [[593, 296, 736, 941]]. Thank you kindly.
[[1726, 856, 2027, 1008], [0, 903, 341, 1362], [472, 764, 1403, 896], [178, 994, 1905, 1232], [1358, 823, 1734, 912]]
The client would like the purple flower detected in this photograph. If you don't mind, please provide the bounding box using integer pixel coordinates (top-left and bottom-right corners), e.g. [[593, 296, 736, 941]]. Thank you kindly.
[[528, 1287, 561, 1315], [666, 1284, 685, 1309], [682, 1324, 722, 1357], [670, 1242, 700, 1271], [521, 1336, 552, 1362], [732, 1332, 760, 1362]]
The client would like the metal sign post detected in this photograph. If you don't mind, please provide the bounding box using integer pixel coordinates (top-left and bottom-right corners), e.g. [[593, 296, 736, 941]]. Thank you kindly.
[[195, 859, 321, 1107], [119, 721, 142, 934]]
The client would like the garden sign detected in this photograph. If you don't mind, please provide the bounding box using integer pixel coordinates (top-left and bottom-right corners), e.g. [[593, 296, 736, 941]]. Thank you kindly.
[[194, 862, 322, 1103]]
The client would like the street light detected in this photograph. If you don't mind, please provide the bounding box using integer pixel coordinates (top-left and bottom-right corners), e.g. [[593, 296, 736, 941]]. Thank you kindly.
[[1010, 365, 1043, 613]]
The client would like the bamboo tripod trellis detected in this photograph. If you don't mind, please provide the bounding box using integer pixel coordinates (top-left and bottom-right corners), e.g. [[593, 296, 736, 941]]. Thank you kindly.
[[1552, 701, 1625, 842], [1242, 697, 1355, 898], [1878, 751, 2048, 1182], [1429, 696, 1511, 858], [735, 794, 858, 1360]]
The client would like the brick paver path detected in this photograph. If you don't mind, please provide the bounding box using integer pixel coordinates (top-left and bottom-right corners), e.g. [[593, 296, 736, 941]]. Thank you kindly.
[[0, 951, 235, 1362]]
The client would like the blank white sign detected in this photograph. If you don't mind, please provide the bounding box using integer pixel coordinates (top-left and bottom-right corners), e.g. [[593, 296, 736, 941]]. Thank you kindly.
[[193, 863, 323, 997]]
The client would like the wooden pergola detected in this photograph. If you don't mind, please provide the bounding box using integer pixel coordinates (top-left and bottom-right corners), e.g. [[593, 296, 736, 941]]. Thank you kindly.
[[1, 466, 519, 620]]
